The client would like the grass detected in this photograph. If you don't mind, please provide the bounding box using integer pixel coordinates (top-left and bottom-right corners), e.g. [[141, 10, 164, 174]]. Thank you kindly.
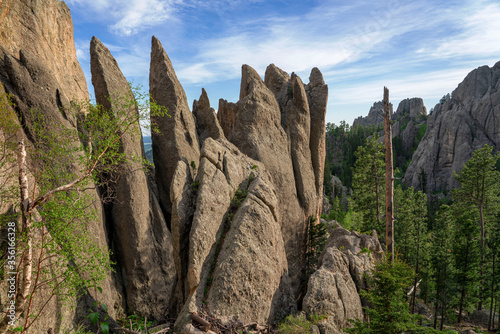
[[278, 314, 327, 334]]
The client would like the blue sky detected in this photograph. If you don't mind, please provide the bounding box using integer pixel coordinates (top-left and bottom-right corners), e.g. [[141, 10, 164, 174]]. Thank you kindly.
[[67, 0, 500, 127]]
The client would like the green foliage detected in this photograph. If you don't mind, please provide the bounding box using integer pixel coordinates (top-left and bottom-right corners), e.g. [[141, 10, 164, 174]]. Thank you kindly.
[[0, 85, 166, 332], [352, 135, 385, 235], [394, 186, 428, 265], [252, 164, 258, 171], [417, 123, 427, 142], [346, 258, 421, 334], [324, 121, 383, 190], [117, 314, 157, 332], [191, 160, 196, 169], [278, 313, 326, 334], [305, 217, 328, 276]]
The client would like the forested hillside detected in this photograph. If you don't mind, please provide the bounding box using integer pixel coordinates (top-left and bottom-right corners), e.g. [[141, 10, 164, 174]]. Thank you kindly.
[[323, 68, 500, 332]]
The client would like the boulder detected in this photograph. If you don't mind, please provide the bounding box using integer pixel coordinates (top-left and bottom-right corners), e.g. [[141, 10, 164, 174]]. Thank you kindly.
[[90, 37, 177, 319], [149, 36, 200, 222], [303, 227, 383, 332], [303, 247, 363, 332]]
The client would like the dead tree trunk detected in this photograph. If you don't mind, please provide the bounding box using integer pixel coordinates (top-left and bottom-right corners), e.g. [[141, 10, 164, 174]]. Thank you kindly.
[[383, 87, 394, 261]]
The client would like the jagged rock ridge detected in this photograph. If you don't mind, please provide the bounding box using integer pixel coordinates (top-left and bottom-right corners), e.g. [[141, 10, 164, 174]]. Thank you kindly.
[[404, 61, 500, 193]]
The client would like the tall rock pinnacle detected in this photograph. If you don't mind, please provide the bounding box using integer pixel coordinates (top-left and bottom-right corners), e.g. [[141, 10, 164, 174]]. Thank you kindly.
[[90, 36, 177, 319], [149, 36, 200, 223]]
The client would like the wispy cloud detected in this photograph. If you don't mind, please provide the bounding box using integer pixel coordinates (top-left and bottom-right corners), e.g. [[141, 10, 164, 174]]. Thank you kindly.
[[331, 67, 475, 106], [174, 0, 447, 84], [67, 0, 182, 35]]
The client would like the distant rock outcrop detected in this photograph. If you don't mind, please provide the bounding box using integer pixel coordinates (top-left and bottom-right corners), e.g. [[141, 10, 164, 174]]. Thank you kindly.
[[353, 101, 392, 128], [393, 97, 427, 120], [90, 37, 177, 319], [391, 98, 428, 172], [404, 61, 500, 193]]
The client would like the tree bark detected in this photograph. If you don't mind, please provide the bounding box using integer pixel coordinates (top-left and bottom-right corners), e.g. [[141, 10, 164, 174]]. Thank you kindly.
[[383, 86, 394, 261], [0, 139, 32, 333], [458, 239, 470, 324], [488, 252, 495, 330], [478, 204, 484, 311]]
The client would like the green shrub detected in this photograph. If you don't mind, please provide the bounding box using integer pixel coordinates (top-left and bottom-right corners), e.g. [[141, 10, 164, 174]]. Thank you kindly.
[[278, 314, 326, 334]]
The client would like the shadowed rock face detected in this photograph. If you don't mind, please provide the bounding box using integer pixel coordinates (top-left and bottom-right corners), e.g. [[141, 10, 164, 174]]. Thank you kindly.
[[149, 36, 200, 224], [404, 61, 500, 193], [90, 37, 177, 319], [0, 0, 118, 331], [0, 0, 88, 106]]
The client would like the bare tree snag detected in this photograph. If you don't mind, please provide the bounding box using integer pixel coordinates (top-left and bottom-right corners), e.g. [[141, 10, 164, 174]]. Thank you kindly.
[[383, 87, 394, 261]]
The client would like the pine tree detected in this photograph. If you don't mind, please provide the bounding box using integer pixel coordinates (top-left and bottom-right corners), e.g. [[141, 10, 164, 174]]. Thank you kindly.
[[452, 144, 500, 310], [352, 135, 385, 235], [394, 186, 428, 312], [430, 204, 454, 330], [346, 258, 421, 334]]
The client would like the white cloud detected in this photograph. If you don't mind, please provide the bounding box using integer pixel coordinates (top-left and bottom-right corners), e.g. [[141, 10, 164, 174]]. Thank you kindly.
[[174, 1, 444, 84], [331, 67, 475, 107], [418, 1, 500, 59], [66, 0, 182, 36]]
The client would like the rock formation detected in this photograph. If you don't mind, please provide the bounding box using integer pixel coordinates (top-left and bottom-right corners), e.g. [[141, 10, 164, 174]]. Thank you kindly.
[[404, 61, 500, 193], [303, 226, 383, 334], [352, 101, 392, 128], [393, 97, 427, 120], [172, 138, 296, 331], [193, 88, 224, 145], [90, 37, 177, 319], [150, 36, 200, 225], [0, 0, 118, 331], [391, 98, 428, 172], [0, 1, 334, 331]]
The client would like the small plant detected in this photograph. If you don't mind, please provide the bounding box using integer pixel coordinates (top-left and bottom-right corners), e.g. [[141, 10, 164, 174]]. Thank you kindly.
[[117, 314, 157, 332], [191, 160, 196, 169], [191, 180, 200, 193], [251, 164, 258, 170], [359, 247, 371, 256], [278, 313, 326, 334], [339, 245, 344, 252], [86, 294, 109, 334]]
